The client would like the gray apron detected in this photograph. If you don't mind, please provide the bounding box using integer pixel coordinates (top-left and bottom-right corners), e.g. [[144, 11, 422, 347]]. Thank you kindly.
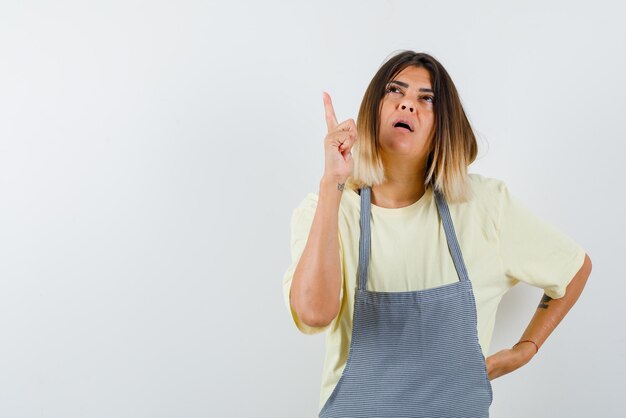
[[319, 185, 493, 417]]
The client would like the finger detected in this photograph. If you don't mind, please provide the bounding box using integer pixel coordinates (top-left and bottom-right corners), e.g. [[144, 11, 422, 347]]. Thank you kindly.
[[328, 130, 356, 146], [339, 134, 356, 151], [322, 91, 339, 132], [335, 134, 356, 152], [336, 118, 356, 132]]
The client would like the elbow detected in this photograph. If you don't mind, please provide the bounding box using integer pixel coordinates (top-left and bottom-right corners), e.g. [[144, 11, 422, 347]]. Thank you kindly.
[[291, 291, 339, 328], [299, 310, 336, 328], [290, 269, 341, 328], [582, 253, 592, 278], [565, 253, 592, 296]]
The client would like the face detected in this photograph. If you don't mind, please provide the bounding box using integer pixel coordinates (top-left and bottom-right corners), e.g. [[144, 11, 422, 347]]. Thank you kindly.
[[378, 66, 435, 158]]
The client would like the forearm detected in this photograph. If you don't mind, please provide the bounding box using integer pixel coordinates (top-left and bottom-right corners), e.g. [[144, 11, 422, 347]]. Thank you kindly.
[[488, 253, 592, 379], [290, 176, 345, 326], [514, 253, 593, 359]]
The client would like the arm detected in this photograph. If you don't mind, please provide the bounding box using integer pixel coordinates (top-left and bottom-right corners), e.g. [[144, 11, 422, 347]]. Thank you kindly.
[[289, 176, 344, 328], [289, 92, 356, 330], [487, 253, 592, 380]]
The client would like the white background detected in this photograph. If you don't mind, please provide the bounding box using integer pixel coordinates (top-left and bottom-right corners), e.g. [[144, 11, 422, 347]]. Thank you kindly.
[[1, 1, 624, 417]]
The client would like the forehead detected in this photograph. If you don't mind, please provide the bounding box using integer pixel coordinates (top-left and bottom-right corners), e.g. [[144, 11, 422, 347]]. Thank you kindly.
[[390, 66, 432, 87]]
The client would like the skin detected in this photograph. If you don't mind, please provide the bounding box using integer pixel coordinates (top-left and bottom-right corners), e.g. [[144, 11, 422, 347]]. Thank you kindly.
[[327, 65, 593, 381], [371, 66, 435, 208]]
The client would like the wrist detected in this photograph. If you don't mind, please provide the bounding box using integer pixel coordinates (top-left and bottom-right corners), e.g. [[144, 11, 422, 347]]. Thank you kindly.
[[320, 175, 347, 192]]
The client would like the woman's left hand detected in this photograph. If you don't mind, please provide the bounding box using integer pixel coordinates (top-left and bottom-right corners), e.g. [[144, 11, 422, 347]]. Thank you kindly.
[[485, 344, 536, 381]]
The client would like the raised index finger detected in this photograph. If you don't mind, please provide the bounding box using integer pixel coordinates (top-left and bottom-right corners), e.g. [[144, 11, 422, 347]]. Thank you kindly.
[[322, 91, 339, 132]]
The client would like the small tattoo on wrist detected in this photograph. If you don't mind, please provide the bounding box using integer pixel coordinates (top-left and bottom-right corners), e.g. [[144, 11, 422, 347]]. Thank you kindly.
[[337, 182, 345, 192], [538, 294, 552, 309]]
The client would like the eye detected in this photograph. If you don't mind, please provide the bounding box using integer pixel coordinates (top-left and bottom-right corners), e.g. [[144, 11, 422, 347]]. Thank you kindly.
[[421, 95, 434, 103], [385, 85, 402, 94]]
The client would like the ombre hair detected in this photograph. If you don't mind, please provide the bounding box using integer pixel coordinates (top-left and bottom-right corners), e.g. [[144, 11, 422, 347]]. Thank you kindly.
[[345, 50, 478, 203]]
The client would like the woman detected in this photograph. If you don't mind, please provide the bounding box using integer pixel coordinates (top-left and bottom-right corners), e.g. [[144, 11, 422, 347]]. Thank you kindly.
[[282, 50, 592, 417]]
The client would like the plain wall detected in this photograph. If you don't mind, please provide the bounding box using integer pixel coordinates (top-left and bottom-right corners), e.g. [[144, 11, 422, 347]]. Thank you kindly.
[[0, 1, 624, 417]]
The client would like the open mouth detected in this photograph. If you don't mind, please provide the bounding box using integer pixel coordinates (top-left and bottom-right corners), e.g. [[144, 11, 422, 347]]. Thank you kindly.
[[394, 121, 413, 132]]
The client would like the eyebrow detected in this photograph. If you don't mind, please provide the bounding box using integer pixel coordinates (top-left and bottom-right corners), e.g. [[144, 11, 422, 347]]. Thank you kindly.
[[388, 80, 433, 93]]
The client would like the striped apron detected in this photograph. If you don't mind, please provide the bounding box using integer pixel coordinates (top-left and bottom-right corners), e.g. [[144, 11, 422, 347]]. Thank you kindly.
[[319, 185, 493, 417]]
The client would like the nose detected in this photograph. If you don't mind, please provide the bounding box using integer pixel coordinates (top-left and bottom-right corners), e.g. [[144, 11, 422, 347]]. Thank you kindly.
[[399, 98, 415, 113]]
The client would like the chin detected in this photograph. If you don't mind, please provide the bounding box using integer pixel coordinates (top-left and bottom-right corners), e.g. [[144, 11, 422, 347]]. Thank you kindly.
[[380, 144, 419, 156], [380, 138, 422, 154]]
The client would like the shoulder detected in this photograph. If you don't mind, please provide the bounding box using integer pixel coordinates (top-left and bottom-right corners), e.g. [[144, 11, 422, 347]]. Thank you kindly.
[[467, 173, 509, 206], [462, 173, 511, 225], [468, 172, 507, 196]]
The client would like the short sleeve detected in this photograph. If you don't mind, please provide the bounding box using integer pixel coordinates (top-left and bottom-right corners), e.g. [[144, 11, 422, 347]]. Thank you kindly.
[[282, 193, 344, 334], [496, 182, 586, 299]]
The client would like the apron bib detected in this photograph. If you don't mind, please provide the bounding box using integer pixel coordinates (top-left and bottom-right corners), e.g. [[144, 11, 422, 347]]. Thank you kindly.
[[319, 185, 493, 418]]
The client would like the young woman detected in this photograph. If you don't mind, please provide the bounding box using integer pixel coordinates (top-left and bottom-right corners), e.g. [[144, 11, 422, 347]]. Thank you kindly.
[[282, 50, 592, 417]]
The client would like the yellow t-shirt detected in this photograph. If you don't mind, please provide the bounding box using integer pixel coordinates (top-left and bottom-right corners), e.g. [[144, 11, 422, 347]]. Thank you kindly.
[[282, 173, 586, 412]]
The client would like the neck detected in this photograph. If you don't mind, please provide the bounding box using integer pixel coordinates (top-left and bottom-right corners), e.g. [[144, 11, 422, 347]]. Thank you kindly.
[[370, 154, 429, 208]]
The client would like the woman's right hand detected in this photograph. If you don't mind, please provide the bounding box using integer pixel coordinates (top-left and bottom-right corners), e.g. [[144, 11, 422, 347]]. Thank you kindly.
[[322, 92, 357, 183]]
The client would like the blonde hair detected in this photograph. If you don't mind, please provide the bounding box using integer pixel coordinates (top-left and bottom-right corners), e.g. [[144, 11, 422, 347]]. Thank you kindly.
[[345, 50, 478, 204]]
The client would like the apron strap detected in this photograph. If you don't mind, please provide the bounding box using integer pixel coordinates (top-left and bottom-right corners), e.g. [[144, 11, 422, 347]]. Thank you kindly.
[[357, 186, 372, 291], [357, 185, 469, 291], [433, 188, 470, 284]]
